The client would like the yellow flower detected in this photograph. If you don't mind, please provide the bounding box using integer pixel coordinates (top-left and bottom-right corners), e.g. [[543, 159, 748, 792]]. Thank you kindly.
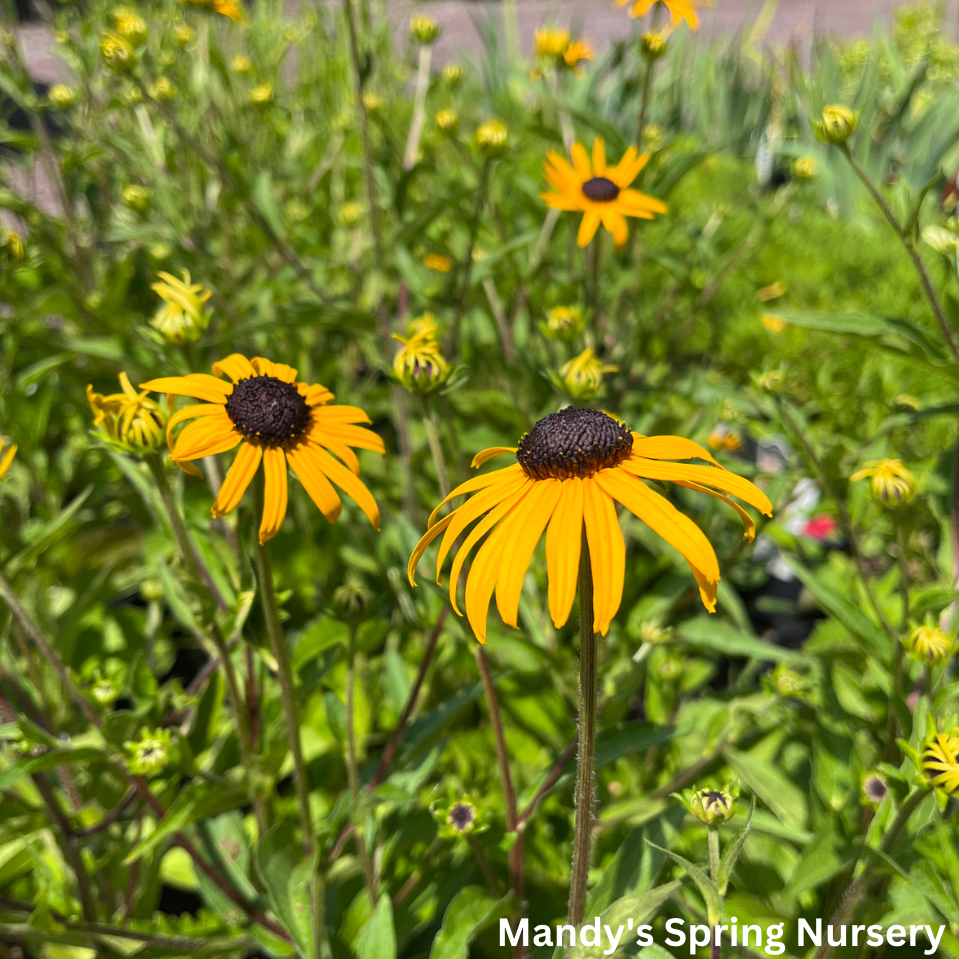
[[111, 7, 147, 46], [250, 83, 273, 105], [757, 281, 786, 302], [121, 184, 150, 212], [141, 355, 384, 544], [151, 270, 211, 345], [442, 62, 465, 86], [174, 24, 194, 44], [563, 39, 594, 74], [0, 438, 17, 482], [640, 31, 667, 60], [922, 728, 959, 796], [541, 138, 667, 249], [423, 253, 452, 273], [677, 782, 739, 824], [178, 0, 242, 20], [149, 76, 175, 101], [761, 313, 787, 333], [435, 108, 458, 133], [792, 156, 816, 181], [559, 348, 617, 400], [100, 30, 136, 71], [410, 14, 441, 44], [392, 314, 451, 392], [546, 305, 585, 341], [231, 54, 252, 74], [362, 92, 384, 114], [850, 459, 916, 507], [409, 408, 772, 642], [48, 84, 77, 108], [905, 625, 954, 667], [533, 27, 571, 60], [2, 230, 24, 263], [707, 426, 742, 452], [815, 105, 857, 145], [337, 201, 363, 226], [475, 119, 509, 158], [87, 372, 167, 455], [617, 0, 702, 31]]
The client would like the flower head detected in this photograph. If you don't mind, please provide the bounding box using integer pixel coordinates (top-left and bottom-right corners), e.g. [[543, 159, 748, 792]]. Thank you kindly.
[[125, 728, 173, 777], [707, 426, 741, 452], [905, 625, 954, 667], [792, 156, 816, 181], [178, 0, 242, 20], [558, 348, 617, 401], [149, 76, 175, 101], [921, 726, 959, 796], [231, 54, 252, 74], [121, 184, 150, 212], [337, 201, 363, 226], [435, 108, 458, 134], [432, 795, 485, 839], [2, 230, 24, 263], [333, 581, 374, 622], [442, 62, 465, 86], [362, 92, 384, 114], [410, 14, 441, 44], [533, 27, 571, 60], [545, 305, 586, 341], [392, 314, 452, 393], [563, 39, 594, 73], [542, 138, 666, 249], [423, 253, 452, 273], [48, 84, 77, 108], [141, 355, 384, 543], [409, 408, 772, 642], [0, 439, 17, 483], [761, 313, 787, 334], [475, 119, 509, 158], [111, 7, 147, 45], [640, 31, 667, 60], [100, 30, 136, 71], [87, 372, 167, 455], [174, 24, 194, 44], [861, 771, 889, 808], [850, 459, 916, 507], [677, 782, 740, 824], [617, 0, 702, 31], [815, 105, 857, 145], [151, 270, 211, 345], [250, 83, 273, 105]]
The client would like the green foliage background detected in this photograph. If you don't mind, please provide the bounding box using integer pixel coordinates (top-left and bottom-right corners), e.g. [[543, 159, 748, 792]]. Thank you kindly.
[[2, 1, 959, 957]]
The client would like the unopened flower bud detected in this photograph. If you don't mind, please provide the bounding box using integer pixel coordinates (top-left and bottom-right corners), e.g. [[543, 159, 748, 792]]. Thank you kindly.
[[905, 625, 954, 668], [815, 105, 857, 145], [677, 782, 740, 825], [410, 14, 441, 44], [640, 31, 666, 60], [475, 119, 509, 158]]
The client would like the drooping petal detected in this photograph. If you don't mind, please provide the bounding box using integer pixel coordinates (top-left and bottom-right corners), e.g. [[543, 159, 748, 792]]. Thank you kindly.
[[582, 477, 625, 635], [601, 209, 629, 248], [618, 187, 667, 214], [471, 447, 517, 468], [621, 459, 773, 516], [592, 138, 607, 176], [495, 479, 563, 629], [594, 467, 720, 610], [545, 478, 585, 628], [465, 517, 516, 644], [288, 444, 343, 524], [170, 414, 241, 461], [408, 513, 456, 586], [672, 480, 757, 542], [630, 435, 722, 466], [211, 354, 256, 383], [309, 421, 385, 454], [141, 374, 232, 404], [212, 441, 262, 517], [306, 443, 379, 529], [571, 142, 592, 181], [427, 464, 525, 527], [577, 210, 602, 247], [251, 357, 297, 383], [259, 446, 289, 543], [165, 403, 225, 449]]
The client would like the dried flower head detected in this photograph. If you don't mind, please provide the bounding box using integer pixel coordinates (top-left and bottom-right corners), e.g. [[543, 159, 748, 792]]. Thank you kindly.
[[921, 726, 959, 796]]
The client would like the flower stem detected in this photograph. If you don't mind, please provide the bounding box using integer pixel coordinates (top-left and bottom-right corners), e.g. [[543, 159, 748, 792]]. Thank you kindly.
[[449, 158, 492, 350], [346, 624, 378, 903], [252, 473, 314, 855], [635, 56, 655, 148], [568, 533, 596, 927], [708, 826, 722, 959], [423, 401, 451, 499], [403, 45, 432, 171]]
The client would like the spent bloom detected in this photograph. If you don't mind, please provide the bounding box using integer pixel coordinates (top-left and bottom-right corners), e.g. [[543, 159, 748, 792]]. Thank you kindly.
[[475, 119, 509, 158], [337, 201, 363, 226], [558, 348, 617, 401], [87, 372, 167, 455], [905, 625, 954, 667], [151, 270, 212, 345], [815, 105, 858, 145], [409, 407, 771, 642], [850, 459, 916, 507], [141, 354, 384, 543], [677, 782, 740, 825], [617, 0, 703, 31], [861, 771, 889, 808], [410, 14, 441, 44], [432, 796, 485, 839], [392, 314, 451, 393], [761, 313, 787, 334], [125, 728, 173, 777]]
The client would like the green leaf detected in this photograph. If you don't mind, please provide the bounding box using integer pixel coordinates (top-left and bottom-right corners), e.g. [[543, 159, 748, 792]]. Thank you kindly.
[[255, 824, 316, 957], [724, 746, 808, 832], [645, 841, 720, 924], [782, 831, 848, 902], [678, 617, 799, 662], [878, 852, 959, 925], [252, 170, 286, 238], [429, 887, 507, 959], [717, 797, 754, 895], [6, 486, 93, 576], [356, 894, 396, 959]]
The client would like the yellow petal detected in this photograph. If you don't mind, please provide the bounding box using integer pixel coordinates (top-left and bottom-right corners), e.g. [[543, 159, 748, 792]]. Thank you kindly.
[[310, 422, 385, 454], [471, 447, 517, 468], [570, 142, 592, 181], [288, 444, 342, 524], [251, 357, 297, 383], [311, 404, 370, 424], [601, 209, 629, 248], [465, 520, 513, 644], [630, 435, 723, 467], [582, 477, 625, 635], [0, 442, 17, 480], [306, 443, 379, 529], [258, 446, 288, 543], [170, 414, 240, 461], [165, 403, 225, 449], [577, 210, 602, 247], [299, 383, 336, 406], [592, 137, 606, 176], [408, 513, 456, 586], [140, 374, 232, 403], [494, 479, 563, 629], [427, 464, 524, 528], [545, 478, 584, 628], [212, 441, 262, 517], [211, 354, 255, 383], [673, 480, 757, 542]]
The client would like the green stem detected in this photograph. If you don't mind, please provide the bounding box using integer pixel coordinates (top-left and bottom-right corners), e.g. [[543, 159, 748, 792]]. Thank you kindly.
[[148, 456, 267, 834], [568, 533, 596, 927], [345, 624, 378, 903], [449, 159, 492, 350], [708, 826, 722, 959], [635, 56, 655, 148], [253, 473, 314, 855], [840, 145, 959, 365], [423, 401, 451, 499]]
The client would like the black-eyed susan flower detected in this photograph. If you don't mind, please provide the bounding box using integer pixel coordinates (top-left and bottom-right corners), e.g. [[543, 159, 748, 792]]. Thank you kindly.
[[121, 184, 150, 212], [851, 459, 916, 507], [921, 727, 959, 796], [151, 270, 211, 345], [617, 0, 702, 30], [541, 138, 666, 249], [556, 348, 617, 401], [0, 439, 16, 482], [141, 355, 384, 544], [905, 625, 954, 667], [392, 314, 451, 393], [408, 407, 772, 643], [88, 373, 167, 455]]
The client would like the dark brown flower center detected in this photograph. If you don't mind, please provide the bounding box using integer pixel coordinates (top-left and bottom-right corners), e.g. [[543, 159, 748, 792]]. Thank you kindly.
[[448, 802, 475, 831], [581, 176, 620, 202], [225, 375, 311, 447], [517, 408, 632, 480]]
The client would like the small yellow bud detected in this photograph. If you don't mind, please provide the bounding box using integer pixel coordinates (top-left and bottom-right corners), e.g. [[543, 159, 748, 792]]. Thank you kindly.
[[558, 348, 617, 401], [337, 201, 363, 227], [761, 313, 787, 334], [533, 27, 570, 60], [87, 372, 167, 455], [121, 184, 150, 212], [362, 92, 384, 114], [174, 24, 194, 44], [151, 270, 212, 344], [100, 30, 136, 71], [3, 231, 25, 263], [640, 31, 666, 60], [442, 62, 465, 86], [392, 313, 452, 393], [905, 625, 954, 668], [544, 305, 585, 341], [676, 782, 740, 825], [111, 7, 148, 46], [410, 14, 441, 44], [791, 156, 816, 181], [148, 76, 175, 101], [475, 118, 509, 158], [815, 105, 857, 145], [231, 54, 252, 74], [250, 83, 273, 105], [435, 108, 458, 133], [850, 458, 916, 507], [422, 253, 452, 273], [48, 84, 77, 108]]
